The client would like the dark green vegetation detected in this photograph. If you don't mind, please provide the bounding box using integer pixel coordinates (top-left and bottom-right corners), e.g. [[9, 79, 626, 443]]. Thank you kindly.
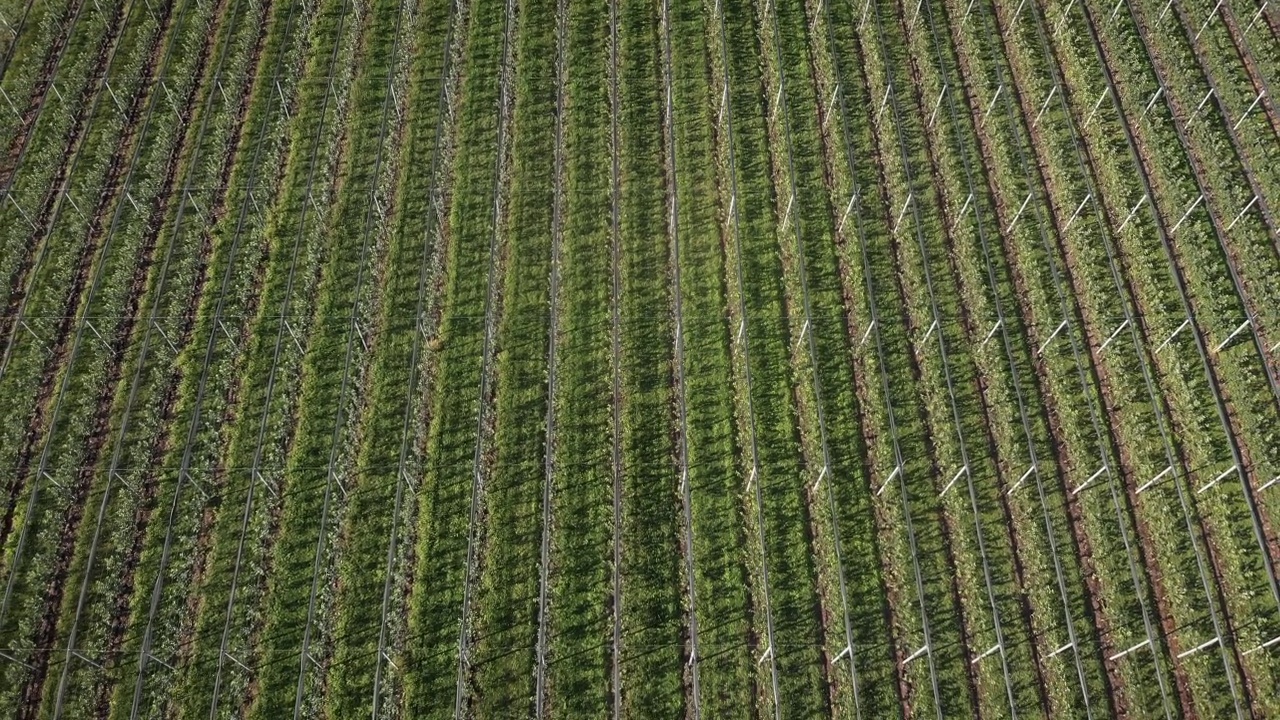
[[1, 0, 1279, 717]]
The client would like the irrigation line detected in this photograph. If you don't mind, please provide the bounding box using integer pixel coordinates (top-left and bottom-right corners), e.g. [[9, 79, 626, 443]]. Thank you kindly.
[[1110, 0, 1278, 699], [819, 4, 942, 717], [657, 0, 702, 713], [917, 0, 1096, 714], [48, 0, 256, 711], [133, 0, 353, 713], [1152, 0, 1280, 408], [1221, 0, 1280, 135], [290, 0, 407, 716], [967, 0, 1149, 710], [533, 0, 567, 711], [707, 1, 786, 716], [607, 0, 623, 712], [0, 0, 89, 196], [1169, 0, 1280, 242], [982, 0, 1176, 713], [0, 0, 39, 90], [369, 1, 461, 715], [452, 0, 515, 712], [1064, 0, 1280, 625], [0, 0, 200, 657], [868, 1, 1019, 714], [0, 0, 131, 383]]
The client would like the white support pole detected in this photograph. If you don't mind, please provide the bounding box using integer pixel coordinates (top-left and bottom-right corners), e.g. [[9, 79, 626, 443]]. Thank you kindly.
[[982, 84, 1003, 126], [1188, 88, 1215, 127], [908, 0, 924, 27], [1108, 0, 1125, 24], [1233, 91, 1266, 131], [893, 193, 913, 234], [1140, 86, 1165, 121], [971, 644, 1002, 664], [1098, 319, 1130, 353], [950, 193, 974, 233], [780, 192, 794, 232], [1214, 318, 1252, 352], [1071, 465, 1109, 496], [812, 465, 828, 494], [1053, 0, 1077, 36], [1258, 476, 1280, 493], [7, 194, 37, 230], [1175, 636, 1220, 660], [921, 318, 938, 345], [1155, 0, 1174, 25], [1047, 641, 1075, 659], [1226, 195, 1259, 230], [858, 320, 875, 349], [876, 465, 901, 496], [757, 643, 773, 666], [1033, 85, 1058, 127], [904, 644, 930, 664], [1118, 194, 1148, 232], [1109, 638, 1151, 661], [1245, 2, 1268, 34], [858, 0, 872, 30], [1006, 465, 1036, 495], [1084, 87, 1109, 127], [1244, 634, 1280, 656], [833, 645, 852, 662], [940, 465, 968, 497], [1136, 465, 1173, 494], [1005, 192, 1033, 234], [1198, 464, 1237, 494], [928, 83, 948, 128], [1038, 320, 1068, 356], [1010, 0, 1027, 23], [1170, 194, 1204, 233], [1155, 318, 1191, 353], [982, 318, 1002, 346], [1195, 0, 1225, 42], [1059, 193, 1090, 229], [961, 0, 975, 25], [838, 192, 857, 233]]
